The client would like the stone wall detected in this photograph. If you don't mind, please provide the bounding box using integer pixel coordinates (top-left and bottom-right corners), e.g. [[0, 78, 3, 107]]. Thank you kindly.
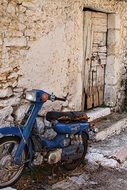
[[0, 0, 127, 126]]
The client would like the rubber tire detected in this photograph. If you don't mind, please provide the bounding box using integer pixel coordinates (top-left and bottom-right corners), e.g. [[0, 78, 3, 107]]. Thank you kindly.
[[61, 133, 88, 171], [0, 136, 27, 188]]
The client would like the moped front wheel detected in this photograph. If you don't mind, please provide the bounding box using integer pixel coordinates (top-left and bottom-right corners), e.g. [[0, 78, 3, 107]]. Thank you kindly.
[[0, 136, 27, 188]]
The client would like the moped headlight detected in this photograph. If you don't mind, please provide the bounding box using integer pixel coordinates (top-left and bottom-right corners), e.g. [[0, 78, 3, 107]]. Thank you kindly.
[[26, 91, 36, 102]]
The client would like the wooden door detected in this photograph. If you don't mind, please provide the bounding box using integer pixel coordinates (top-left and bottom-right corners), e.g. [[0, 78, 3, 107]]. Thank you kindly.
[[83, 11, 108, 110]]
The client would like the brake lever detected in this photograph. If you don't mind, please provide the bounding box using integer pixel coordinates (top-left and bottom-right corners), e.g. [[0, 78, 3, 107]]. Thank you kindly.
[[50, 92, 69, 102], [63, 92, 69, 101], [59, 92, 69, 101], [50, 93, 56, 102]]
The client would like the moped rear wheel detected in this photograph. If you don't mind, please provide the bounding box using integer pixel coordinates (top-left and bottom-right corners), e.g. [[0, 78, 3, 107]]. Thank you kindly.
[[0, 136, 27, 188], [61, 133, 88, 171]]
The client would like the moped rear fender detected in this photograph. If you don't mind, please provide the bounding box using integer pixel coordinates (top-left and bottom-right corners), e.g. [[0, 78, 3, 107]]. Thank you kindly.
[[0, 126, 33, 165]]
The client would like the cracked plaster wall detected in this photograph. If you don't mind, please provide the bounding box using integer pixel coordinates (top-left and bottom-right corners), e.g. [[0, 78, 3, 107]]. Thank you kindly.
[[0, 0, 127, 125]]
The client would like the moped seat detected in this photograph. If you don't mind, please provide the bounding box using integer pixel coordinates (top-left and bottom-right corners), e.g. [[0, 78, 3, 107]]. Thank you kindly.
[[46, 111, 89, 123]]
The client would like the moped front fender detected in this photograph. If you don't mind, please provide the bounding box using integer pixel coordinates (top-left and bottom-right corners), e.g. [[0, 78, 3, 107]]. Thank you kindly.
[[0, 126, 23, 138], [0, 126, 33, 165]]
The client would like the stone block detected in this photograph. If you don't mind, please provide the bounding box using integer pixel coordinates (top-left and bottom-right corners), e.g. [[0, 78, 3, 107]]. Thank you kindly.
[[52, 181, 74, 190], [0, 106, 13, 119], [95, 117, 127, 141], [108, 14, 121, 30], [15, 104, 28, 122], [125, 37, 127, 49], [107, 29, 120, 45], [4, 37, 27, 47], [18, 23, 26, 31], [42, 127, 57, 140], [104, 85, 117, 107], [69, 175, 87, 186], [19, 5, 26, 13], [0, 106, 13, 127], [105, 55, 120, 85], [36, 117, 45, 135], [86, 107, 111, 122], [13, 91, 23, 98], [0, 96, 21, 107], [121, 161, 127, 170], [22, 2, 36, 10], [7, 3, 16, 15], [0, 38, 2, 45], [105, 70, 118, 85], [113, 144, 127, 163], [7, 72, 18, 80], [13, 87, 23, 93], [123, 20, 127, 28], [12, 31, 24, 37], [0, 75, 6, 82], [0, 87, 13, 98], [107, 44, 121, 55], [86, 152, 118, 168], [25, 29, 35, 37]]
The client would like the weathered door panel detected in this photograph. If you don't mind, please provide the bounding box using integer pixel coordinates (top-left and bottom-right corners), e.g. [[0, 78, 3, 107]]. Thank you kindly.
[[83, 11, 107, 109]]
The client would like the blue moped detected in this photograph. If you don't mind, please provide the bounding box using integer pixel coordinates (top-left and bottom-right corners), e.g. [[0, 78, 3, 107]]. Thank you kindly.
[[0, 89, 91, 188]]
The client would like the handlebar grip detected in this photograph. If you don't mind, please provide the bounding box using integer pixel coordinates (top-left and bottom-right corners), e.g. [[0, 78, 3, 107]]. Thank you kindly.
[[55, 96, 66, 101]]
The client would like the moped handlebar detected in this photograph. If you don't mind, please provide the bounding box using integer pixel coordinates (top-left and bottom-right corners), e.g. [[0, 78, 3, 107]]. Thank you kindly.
[[55, 96, 66, 101], [50, 93, 68, 102]]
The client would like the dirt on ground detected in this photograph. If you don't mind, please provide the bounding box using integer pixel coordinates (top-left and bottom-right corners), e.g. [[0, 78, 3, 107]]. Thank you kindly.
[[13, 163, 127, 190], [92, 112, 127, 131]]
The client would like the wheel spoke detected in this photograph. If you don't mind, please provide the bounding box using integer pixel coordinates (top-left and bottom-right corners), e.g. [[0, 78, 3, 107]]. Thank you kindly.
[[0, 137, 26, 188]]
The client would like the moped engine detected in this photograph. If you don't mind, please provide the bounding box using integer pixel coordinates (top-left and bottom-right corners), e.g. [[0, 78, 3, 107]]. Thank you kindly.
[[47, 149, 62, 164], [61, 134, 84, 161]]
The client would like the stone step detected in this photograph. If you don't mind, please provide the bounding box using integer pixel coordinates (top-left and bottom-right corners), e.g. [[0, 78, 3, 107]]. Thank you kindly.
[[86, 107, 111, 122], [86, 127, 127, 169], [92, 112, 127, 141]]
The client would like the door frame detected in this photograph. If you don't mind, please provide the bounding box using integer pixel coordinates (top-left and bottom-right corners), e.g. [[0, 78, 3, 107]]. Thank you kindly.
[[82, 8, 120, 110]]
